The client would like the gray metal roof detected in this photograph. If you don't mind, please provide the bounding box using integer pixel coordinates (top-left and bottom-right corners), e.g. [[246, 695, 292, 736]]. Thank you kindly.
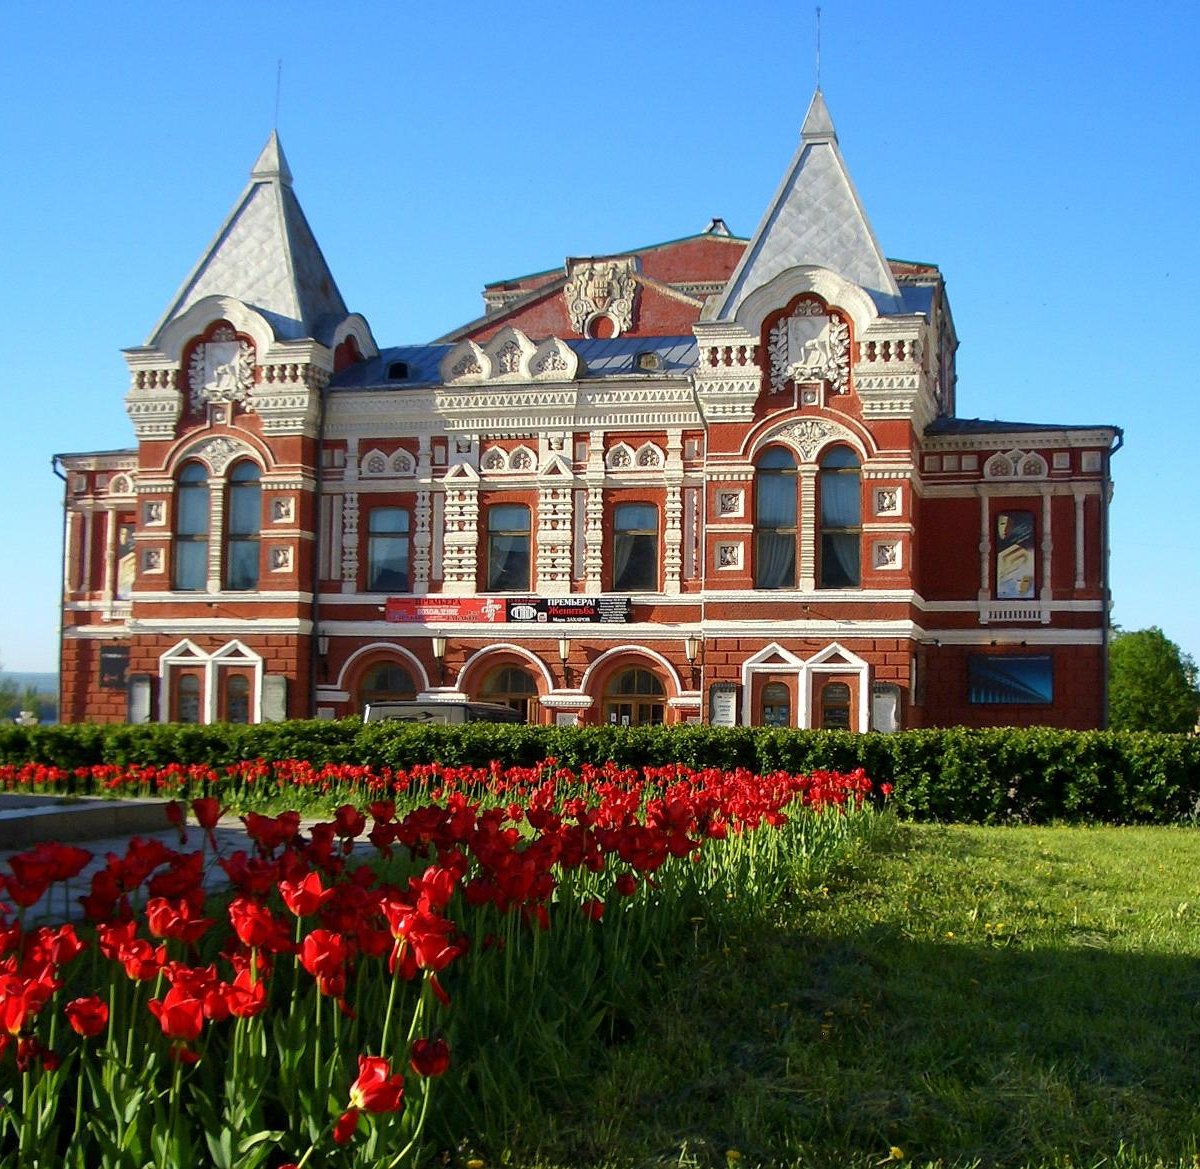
[[925, 417, 1120, 436], [714, 89, 902, 321], [329, 336, 698, 391], [148, 133, 348, 345]]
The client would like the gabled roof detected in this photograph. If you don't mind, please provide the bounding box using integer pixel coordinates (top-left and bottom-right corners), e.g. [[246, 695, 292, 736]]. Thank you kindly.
[[712, 90, 901, 320], [148, 132, 347, 345]]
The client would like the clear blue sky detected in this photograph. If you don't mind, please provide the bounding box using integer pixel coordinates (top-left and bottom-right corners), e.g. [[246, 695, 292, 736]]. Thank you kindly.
[[2, 1, 1197, 673]]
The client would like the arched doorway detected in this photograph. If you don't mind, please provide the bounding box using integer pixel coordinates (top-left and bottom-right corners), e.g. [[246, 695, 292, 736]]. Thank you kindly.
[[602, 667, 666, 726], [356, 661, 417, 713], [479, 664, 539, 722]]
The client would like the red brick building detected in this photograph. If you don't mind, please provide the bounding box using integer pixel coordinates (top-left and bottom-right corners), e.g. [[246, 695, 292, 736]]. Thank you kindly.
[[56, 92, 1121, 730]]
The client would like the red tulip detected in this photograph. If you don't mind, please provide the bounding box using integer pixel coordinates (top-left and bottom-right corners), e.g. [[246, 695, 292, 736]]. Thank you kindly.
[[348, 1055, 405, 1113], [147, 985, 204, 1042], [192, 797, 222, 830], [279, 871, 331, 918], [332, 1108, 359, 1145], [64, 996, 108, 1038], [409, 1037, 450, 1078]]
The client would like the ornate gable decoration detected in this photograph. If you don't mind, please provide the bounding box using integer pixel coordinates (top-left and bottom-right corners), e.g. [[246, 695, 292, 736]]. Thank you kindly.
[[766, 301, 851, 397], [564, 258, 638, 337], [188, 325, 255, 411], [441, 331, 581, 384]]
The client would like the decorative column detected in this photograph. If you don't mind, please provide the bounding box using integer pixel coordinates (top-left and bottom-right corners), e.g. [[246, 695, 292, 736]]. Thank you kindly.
[[536, 481, 574, 593], [412, 488, 432, 593], [441, 480, 480, 594], [340, 492, 359, 593], [1073, 489, 1086, 589], [977, 491, 990, 602], [207, 480, 225, 593], [584, 431, 605, 592], [798, 466, 818, 591], [663, 429, 683, 595], [1040, 491, 1053, 604]]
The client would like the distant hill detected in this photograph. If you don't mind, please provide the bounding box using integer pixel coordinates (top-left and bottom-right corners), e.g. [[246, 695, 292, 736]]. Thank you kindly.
[[1, 672, 57, 693]]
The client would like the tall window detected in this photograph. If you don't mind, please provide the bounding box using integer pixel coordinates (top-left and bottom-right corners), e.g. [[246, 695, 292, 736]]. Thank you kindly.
[[820, 681, 852, 728], [176, 674, 202, 724], [819, 447, 860, 588], [603, 668, 666, 726], [174, 462, 209, 590], [480, 665, 537, 721], [225, 462, 261, 590], [367, 507, 410, 592], [613, 503, 659, 591], [754, 448, 797, 588], [761, 681, 791, 727], [224, 675, 251, 724], [486, 504, 530, 592]]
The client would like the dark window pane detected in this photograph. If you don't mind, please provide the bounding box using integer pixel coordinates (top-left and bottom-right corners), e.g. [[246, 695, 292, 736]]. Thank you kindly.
[[178, 675, 201, 724], [226, 676, 250, 724], [488, 505, 529, 533], [756, 474, 796, 526], [820, 473, 859, 527], [177, 482, 209, 536], [614, 533, 657, 591], [228, 481, 260, 535], [616, 503, 658, 531], [488, 534, 530, 591], [820, 533, 860, 589], [226, 540, 259, 591]]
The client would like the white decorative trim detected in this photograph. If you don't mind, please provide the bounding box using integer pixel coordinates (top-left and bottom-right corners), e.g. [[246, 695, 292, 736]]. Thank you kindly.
[[874, 487, 900, 516], [187, 326, 255, 412], [715, 542, 742, 570], [564, 258, 638, 336], [983, 449, 1049, 480], [873, 540, 902, 570]]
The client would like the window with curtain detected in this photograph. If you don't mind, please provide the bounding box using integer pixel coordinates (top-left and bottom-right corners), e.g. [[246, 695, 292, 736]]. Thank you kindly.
[[819, 446, 861, 588], [486, 504, 531, 591], [480, 664, 537, 721], [225, 461, 261, 590], [754, 447, 797, 588], [174, 462, 209, 591], [603, 668, 666, 726], [613, 503, 659, 591], [367, 507, 410, 592]]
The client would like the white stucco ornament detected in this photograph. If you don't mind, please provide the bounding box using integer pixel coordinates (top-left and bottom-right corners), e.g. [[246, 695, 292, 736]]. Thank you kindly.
[[768, 303, 850, 395], [188, 325, 255, 410]]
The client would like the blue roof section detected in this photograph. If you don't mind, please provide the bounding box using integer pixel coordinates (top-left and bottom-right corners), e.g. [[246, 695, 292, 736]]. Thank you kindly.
[[329, 337, 698, 391], [926, 417, 1119, 436]]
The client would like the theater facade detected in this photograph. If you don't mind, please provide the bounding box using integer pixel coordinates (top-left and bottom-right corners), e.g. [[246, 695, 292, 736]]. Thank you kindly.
[[56, 92, 1121, 730]]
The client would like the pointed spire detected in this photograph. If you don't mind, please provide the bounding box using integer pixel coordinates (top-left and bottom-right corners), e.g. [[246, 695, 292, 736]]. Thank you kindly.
[[712, 90, 899, 320], [148, 132, 346, 344], [250, 130, 293, 186], [800, 89, 836, 142]]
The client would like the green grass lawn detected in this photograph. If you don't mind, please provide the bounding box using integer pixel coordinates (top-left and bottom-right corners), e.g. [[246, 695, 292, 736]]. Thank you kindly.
[[519, 821, 1200, 1169]]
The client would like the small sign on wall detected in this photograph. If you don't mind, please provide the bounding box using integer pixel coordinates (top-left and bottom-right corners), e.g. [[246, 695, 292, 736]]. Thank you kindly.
[[709, 682, 739, 727], [99, 647, 130, 689]]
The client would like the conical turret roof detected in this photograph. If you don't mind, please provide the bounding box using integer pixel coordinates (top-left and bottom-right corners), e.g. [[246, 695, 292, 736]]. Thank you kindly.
[[713, 90, 900, 320], [148, 131, 347, 343]]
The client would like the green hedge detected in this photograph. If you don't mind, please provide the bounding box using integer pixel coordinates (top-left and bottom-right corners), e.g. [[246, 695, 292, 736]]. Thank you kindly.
[[2, 721, 1199, 825]]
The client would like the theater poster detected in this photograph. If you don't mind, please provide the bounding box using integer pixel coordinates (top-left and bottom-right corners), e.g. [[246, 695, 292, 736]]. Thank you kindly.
[[995, 510, 1035, 599]]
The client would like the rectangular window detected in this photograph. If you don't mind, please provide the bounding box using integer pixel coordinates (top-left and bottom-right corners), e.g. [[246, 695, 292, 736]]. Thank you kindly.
[[367, 508, 410, 592], [967, 654, 1053, 705], [487, 504, 531, 592], [613, 503, 658, 591]]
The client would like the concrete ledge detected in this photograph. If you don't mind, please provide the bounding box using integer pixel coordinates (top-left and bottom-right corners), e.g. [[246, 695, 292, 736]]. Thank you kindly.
[[0, 794, 172, 848]]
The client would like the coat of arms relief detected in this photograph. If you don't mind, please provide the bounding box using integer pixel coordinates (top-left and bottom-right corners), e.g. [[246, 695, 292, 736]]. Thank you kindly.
[[188, 325, 255, 411], [564, 258, 638, 336], [767, 301, 851, 397]]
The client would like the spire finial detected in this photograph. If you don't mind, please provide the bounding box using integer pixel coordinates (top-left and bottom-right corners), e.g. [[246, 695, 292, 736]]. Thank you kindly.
[[815, 7, 822, 90], [274, 59, 283, 130]]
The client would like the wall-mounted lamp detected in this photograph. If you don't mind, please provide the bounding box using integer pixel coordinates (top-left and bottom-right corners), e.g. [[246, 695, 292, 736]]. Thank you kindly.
[[432, 635, 448, 685], [684, 634, 701, 687], [558, 636, 571, 686], [317, 636, 330, 656]]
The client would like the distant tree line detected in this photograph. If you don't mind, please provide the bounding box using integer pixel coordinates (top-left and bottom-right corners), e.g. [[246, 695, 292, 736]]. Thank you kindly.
[[1108, 626, 1199, 733]]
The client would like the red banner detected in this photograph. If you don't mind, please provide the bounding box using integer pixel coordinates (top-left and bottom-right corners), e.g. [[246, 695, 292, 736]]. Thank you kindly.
[[385, 597, 508, 624]]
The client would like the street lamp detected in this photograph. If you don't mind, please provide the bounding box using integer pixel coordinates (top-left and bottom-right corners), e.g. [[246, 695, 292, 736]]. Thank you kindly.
[[684, 634, 701, 688], [558, 636, 571, 686], [431, 635, 447, 686]]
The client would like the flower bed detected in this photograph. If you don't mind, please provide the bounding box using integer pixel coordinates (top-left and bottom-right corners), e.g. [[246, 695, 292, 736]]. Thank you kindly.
[[0, 761, 877, 1167]]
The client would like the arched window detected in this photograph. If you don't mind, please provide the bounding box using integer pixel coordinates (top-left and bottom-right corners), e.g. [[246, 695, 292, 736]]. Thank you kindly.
[[486, 504, 531, 592], [367, 507, 410, 592], [224, 675, 251, 724], [480, 664, 538, 721], [761, 681, 791, 728], [357, 661, 417, 712], [754, 448, 797, 588], [603, 668, 666, 726], [613, 503, 659, 592], [174, 462, 209, 591], [820, 681, 852, 729], [225, 461, 261, 590], [176, 673, 202, 724], [819, 447, 860, 588]]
